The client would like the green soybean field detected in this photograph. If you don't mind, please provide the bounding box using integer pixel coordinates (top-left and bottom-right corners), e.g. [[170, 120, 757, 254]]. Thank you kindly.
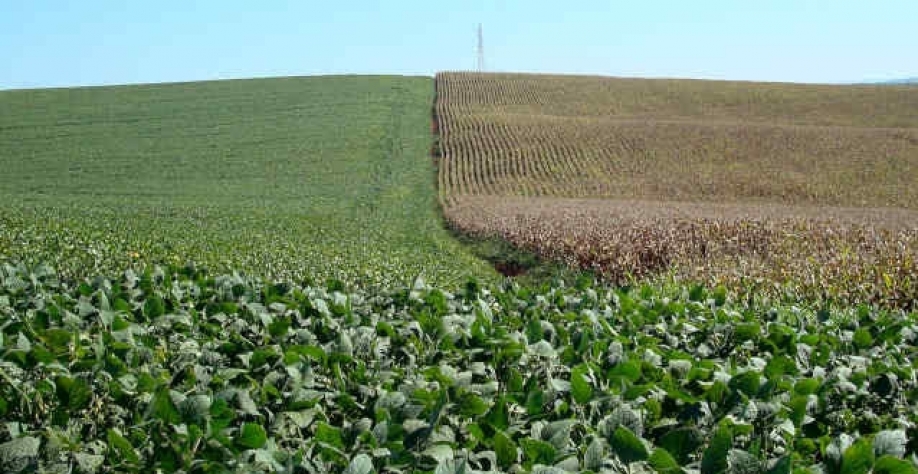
[[0, 76, 494, 287]]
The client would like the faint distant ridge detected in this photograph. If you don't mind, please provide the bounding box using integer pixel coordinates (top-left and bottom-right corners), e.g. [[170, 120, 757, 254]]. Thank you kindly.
[[880, 77, 918, 85]]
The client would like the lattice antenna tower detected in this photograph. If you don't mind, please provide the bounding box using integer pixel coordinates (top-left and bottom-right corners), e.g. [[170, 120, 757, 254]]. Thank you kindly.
[[476, 23, 485, 72]]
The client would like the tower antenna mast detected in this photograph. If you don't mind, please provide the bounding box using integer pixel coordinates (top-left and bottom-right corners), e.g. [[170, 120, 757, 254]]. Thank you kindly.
[[477, 24, 485, 72]]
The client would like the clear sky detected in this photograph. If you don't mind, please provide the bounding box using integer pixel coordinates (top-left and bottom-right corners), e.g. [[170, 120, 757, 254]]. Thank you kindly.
[[1, 1, 916, 89]]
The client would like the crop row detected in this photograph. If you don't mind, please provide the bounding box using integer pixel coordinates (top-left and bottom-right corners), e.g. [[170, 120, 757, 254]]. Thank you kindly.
[[436, 72, 918, 127], [2, 263, 918, 472], [434, 72, 918, 307], [435, 73, 918, 208], [438, 115, 918, 208]]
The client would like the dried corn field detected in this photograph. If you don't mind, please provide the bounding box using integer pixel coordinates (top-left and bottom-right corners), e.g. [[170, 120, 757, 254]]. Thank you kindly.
[[436, 72, 918, 308]]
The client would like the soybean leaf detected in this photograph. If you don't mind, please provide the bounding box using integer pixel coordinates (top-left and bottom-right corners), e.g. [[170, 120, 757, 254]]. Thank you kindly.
[[840, 438, 874, 474], [55, 376, 92, 411], [650, 448, 685, 474], [106, 429, 140, 465], [150, 387, 181, 424], [571, 364, 593, 404], [494, 430, 517, 469], [658, 427, 704, 465], [793, 378, 820, 396], [143, 295, 165, 319], [315, 422, 344, 450], [611, 426, 648, 465], [701, 427, 732, 474], [520, 438, 555, 465], [236, 423, 268, 450], [764, 355, 798, 380], [874, 456, 918, 474], [729, 372, 761, 398]]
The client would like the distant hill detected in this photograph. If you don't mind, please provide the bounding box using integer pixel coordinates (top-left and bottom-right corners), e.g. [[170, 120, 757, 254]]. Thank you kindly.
[[882, 78, 918, 84]]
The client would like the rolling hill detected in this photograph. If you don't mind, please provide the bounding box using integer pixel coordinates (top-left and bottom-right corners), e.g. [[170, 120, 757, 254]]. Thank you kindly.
[[0, 75, 495, 285]]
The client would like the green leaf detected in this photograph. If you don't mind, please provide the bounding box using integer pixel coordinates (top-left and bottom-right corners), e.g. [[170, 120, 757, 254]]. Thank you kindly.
[[571, 364, 593, 404], [290, 345, 327, 363], [210, 397, 235, 429], [55, 376, 92, 410], [609, 359, 642, 383], [520, 438, 555, 465], [42, 328, 72, 353], [625, 383, 654, 400], [852, 329, 873, 350], [315, 422, 344, 450], [251, 347, 280, 368], [268, 317, 291, 338], [701, 427, 732, 474], [788, 396, 808, 428], [729, 372, 761, 398], [485, 397, 509, 431], [150, 387, 181, 424], [840, 438, 875, 474], [766, 325, 796, 354], [658, 427, 704, 465], [874, 456, 918, 474], [650, 448, 684, 474], [525, 388, 545, 416], [458, 392, 490, 417], [713, 286, 728, 306], [689, 285, 705, 302], [236, 423, 267, 450], [106, 429, 140, 465], [734, 323, 761, 343], [793, 378, 820, 396], [143, 295, 165, 319], [764, 355, 799, 380], [494, 430, 517, 469], [610, 426, 648, 465]]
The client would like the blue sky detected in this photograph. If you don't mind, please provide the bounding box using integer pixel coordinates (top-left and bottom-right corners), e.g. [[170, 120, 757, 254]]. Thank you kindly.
[[1, 1, 916, 89]]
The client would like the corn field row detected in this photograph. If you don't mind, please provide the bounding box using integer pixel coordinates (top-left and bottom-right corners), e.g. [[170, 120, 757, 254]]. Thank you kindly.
[[435, 72, 918, 308], [435, 72, 918, 208]]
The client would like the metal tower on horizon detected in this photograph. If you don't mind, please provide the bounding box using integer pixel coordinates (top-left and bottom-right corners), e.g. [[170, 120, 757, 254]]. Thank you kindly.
[[476, 24, 485, 72]]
